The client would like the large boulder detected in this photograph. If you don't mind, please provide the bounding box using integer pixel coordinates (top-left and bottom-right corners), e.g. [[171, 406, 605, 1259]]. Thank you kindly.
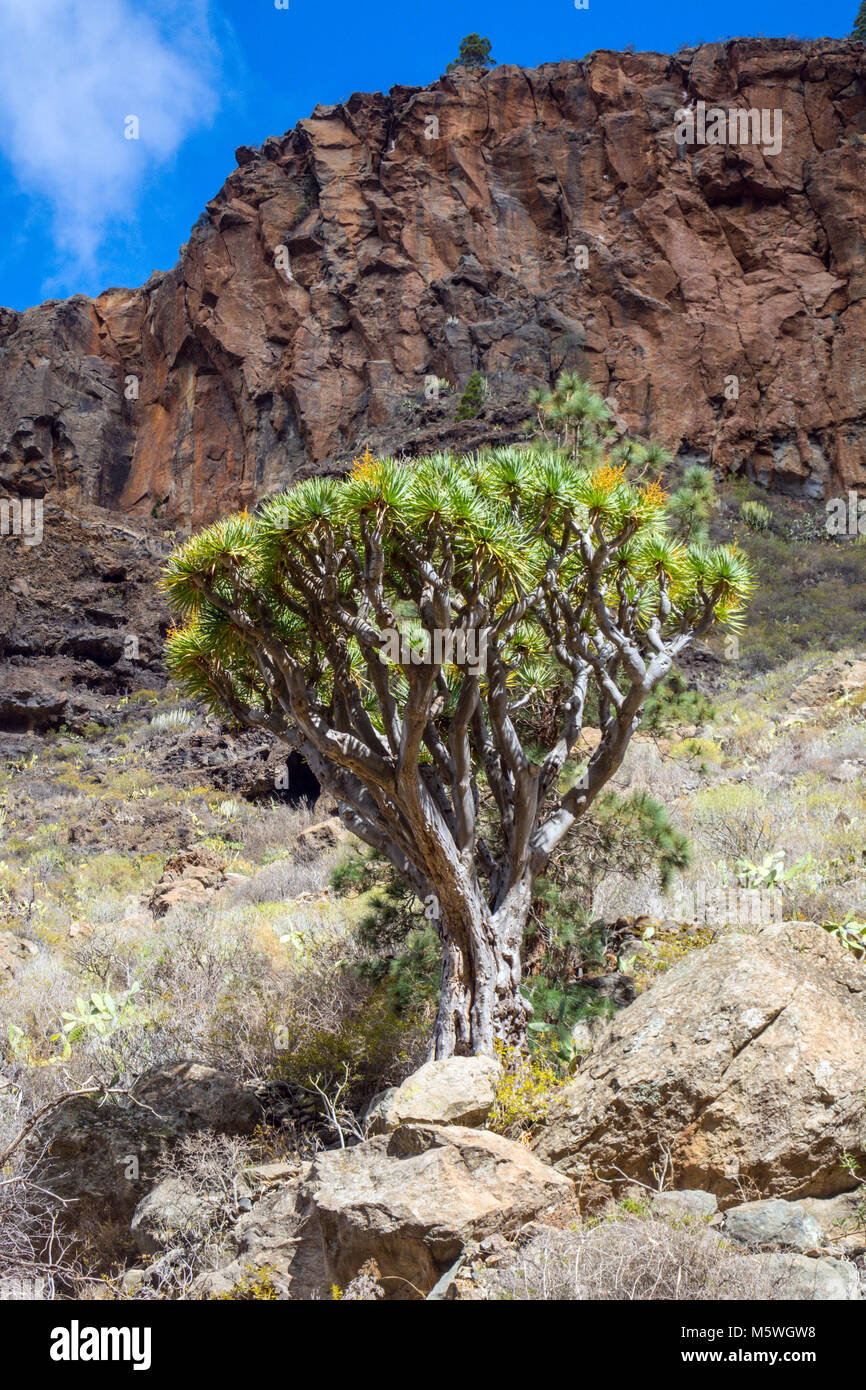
[[191, 1176, 326, 1301], [792, 1191, 866, 1257], [651, 1190, 718, 1221], [130, 1177, 222, 1256], [305, 1123, 572, 1298], [789, 656, 866, 714], [758, 1255, 861, 1301], [723, 1198, 823, 1252], [133, 1062, 263, 1133], [35, 1062, 264, 1222], [196, 1122, 572, 1299], [0, 673, 69, 732], [365, 1056, 502, 1134], [533, 922, 866, 1203]]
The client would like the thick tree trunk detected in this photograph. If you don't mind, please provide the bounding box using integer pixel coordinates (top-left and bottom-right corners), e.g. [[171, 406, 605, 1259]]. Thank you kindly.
[[428, 887, 532, 1059]]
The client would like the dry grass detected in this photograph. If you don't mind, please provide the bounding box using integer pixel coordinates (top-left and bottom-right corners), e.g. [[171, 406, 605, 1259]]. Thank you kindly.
[[229, 851, 339, 905], [238, 800, 324, 862], [125, 1131, 258, 1298], [581, 652, 866, 928], [2, 885, 421, 1132], [479, 1215, 821, 1301]]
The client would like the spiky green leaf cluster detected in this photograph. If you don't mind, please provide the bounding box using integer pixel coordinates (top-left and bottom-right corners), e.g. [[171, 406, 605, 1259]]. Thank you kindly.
[[161, 445, 754, 730]]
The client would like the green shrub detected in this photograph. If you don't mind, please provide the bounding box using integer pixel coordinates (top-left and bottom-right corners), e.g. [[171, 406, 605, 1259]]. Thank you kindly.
[[627, 922, 718, 991], [521, 791, 691, 1058], [272, 985, 422, 1109], [330, 845, 387, 897], [487, 1043, 566, 1137], [455, 370, 486, 420], [383, 926, 440, 1016], [332, 849, 441, 1018], [823, 911, 866, 959]]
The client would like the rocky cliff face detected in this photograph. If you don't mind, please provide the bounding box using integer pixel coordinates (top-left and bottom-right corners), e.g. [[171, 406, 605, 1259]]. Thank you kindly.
[[2, 36, 866, 527]]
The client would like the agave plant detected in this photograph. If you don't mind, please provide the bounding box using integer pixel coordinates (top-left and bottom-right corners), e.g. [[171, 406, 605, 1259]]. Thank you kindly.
[[148, 708, 194, 735], [740, 499, 772, 532]]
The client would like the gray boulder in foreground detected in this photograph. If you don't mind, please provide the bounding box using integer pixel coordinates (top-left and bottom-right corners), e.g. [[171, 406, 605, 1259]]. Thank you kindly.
[[365, 1056, 502, 1134], [651, 1190, 719, 1220], [533, 922, 866, 1202], [759, 1254, 860, 1300], [307, 1123, 572, 1297], [195, 1122, 571, 1299], [724, 1198, 824, 1252], [35, 1062, 264, 1222]]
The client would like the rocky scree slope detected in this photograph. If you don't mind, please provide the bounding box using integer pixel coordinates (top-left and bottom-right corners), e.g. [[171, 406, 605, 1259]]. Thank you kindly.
[[1, 37, 866, 527]]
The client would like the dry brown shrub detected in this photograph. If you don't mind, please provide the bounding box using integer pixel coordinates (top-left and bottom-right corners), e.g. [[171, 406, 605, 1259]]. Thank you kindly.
[[479, 1215, 818, 1301]]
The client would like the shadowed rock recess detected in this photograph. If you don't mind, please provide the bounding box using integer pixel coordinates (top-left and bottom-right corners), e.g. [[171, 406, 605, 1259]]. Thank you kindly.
[[2, 36, 866, 526]]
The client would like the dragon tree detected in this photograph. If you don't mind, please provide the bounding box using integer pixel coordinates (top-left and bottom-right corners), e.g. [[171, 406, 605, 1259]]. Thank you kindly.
[[162, 428, 753, 1058]]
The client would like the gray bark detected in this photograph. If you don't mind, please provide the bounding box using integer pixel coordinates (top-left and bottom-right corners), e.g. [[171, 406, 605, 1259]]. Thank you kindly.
[[187, 503, 724, 1056]]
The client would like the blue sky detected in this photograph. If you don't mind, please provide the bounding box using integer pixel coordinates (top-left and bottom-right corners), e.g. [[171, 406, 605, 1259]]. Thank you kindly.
[[0, 0, 856, 311]]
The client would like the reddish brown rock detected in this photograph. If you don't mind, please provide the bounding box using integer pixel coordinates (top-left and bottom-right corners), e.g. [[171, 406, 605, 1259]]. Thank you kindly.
[[149, 846, 227, 917], [293, 815, 346, 858], [2, 38, 866, 527]]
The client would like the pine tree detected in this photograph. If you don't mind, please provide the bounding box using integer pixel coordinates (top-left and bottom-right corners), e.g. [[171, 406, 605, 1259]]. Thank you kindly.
[[447, 34, 493, 72], [853, 2, 866, 39], [455, 370, 486, 420], [522, 790, 692, 1058]]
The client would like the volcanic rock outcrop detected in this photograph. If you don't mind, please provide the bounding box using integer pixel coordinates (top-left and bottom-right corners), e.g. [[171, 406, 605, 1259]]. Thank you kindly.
[[2, 37, 866, 527]]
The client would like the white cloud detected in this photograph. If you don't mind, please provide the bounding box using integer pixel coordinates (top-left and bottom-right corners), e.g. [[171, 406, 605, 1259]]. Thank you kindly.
[[0, 0, 221, 279]]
